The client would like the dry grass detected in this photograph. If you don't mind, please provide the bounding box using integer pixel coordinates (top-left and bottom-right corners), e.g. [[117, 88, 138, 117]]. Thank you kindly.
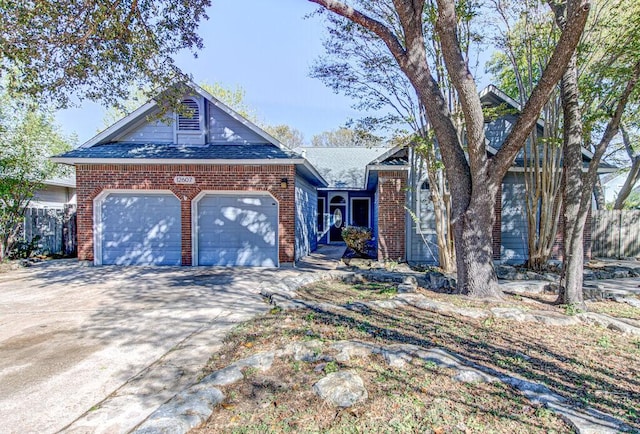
[[193, 281, 640, 433]]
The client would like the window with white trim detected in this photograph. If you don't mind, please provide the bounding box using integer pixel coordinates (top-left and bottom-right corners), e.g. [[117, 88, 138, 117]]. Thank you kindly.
[[177, 98, 201, 131], [417, 178, 436, 234], [175, 97, 205, 144]]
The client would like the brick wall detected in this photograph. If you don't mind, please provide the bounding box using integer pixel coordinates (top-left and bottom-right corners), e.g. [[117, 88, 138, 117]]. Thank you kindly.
[[377, 171, 407, 261], [76, 163, 296, 265], [552, 206, 593, 261]]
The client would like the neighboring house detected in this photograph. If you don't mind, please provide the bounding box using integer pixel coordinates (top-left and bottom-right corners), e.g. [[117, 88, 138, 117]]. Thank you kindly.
[[53, 83, 326, 266], [31, 173, 76, 209], [22, 173, 77, 256]]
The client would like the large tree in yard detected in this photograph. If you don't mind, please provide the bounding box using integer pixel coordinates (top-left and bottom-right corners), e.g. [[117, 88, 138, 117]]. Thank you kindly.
[[308, 0, 590, 297], [550, 0, 640, 306]]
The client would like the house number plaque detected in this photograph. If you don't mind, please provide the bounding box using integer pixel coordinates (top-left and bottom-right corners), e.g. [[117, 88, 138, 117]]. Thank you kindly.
[[174, 176, 196, 184]]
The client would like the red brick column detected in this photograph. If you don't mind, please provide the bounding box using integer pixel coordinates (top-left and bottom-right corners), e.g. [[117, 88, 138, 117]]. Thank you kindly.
[[377, 171, 407, 261]]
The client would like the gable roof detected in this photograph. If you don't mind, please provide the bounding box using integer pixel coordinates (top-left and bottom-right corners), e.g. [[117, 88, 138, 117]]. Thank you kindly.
[[480, 85, 616, 172], [76, 82, 285, 150], [294, 146, 391, 189], [52, 81, 327, 186]]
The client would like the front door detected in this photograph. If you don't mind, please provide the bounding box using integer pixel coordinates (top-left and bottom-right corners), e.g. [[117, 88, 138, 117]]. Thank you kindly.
[[329, 195, 347, 243]]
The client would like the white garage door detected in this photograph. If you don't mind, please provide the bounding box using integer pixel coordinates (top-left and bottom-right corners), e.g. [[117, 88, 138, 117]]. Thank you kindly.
[[196, 194, 278, 266], [99, 193, 182, 265]]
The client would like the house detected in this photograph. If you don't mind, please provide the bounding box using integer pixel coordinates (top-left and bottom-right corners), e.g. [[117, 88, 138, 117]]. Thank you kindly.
[[293, 146, 391, 245], [53, 82, 616, 267], [301, 85, 616, 265], [53, 83, 326, 266]]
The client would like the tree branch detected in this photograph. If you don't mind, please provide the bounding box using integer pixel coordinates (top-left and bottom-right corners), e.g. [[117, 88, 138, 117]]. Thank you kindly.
[[583, 60, 640, 210], [490, 0, 591, 181], [308, 0, 408, 64]]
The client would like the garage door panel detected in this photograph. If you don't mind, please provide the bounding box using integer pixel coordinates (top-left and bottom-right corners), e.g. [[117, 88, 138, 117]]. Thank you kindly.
[[100, 193, 182, 266], [197, 194, 278, 266]]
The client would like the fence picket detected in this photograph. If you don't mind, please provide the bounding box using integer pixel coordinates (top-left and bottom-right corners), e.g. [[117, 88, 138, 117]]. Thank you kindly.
[[592, 210, 640, 258]]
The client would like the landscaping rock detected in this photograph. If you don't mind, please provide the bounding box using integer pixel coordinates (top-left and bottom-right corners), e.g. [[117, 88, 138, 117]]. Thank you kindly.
[[453, 369, 496, 384], [548, 402, 631, 434], [495, 265, 519, 280], [426, 271, 456, 291], [201, 366, 243, 387], [368, 299, 407, 309], [133, 386, 224, 434], [414, 348, 461, 369], [397, 275, 418, 293], [578, 312, 640, 335], [499, 280, 551, 294], [531, 311, 582, 327], [331, 341, 376, 362], [451, 307, 491, 319], [380, 343, 422, 368], [313, 370, 368, 408], [230, 352, 275, 372], [290, 340, 325, 362], [614, 296, 640, 308], [491, 307, 535, 322]]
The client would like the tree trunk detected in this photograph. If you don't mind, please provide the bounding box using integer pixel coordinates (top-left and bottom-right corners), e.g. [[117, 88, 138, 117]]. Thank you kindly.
[[593, 176, 606, 210], [614, 158, 640, 209], [558, 51, 586, 307], [454, 183, 502, 298]]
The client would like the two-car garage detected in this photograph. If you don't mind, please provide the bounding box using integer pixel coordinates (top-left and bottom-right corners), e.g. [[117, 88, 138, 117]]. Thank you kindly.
[[94, 191, 279, 267]]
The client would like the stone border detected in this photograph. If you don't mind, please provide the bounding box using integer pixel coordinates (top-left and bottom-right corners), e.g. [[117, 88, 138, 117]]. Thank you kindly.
[[133, 333, 633, 434], [132, 270, 638, 433]]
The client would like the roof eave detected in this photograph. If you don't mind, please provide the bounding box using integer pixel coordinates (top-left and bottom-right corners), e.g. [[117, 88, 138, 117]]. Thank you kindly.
[[51, 157, 309, 166]]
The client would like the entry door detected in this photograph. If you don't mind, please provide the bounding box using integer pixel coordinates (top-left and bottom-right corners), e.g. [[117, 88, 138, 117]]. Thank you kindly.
[[329, 195, 347, 243]]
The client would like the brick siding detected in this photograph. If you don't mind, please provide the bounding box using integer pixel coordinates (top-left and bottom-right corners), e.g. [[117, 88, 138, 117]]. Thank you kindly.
[[552, 206, 593, 261], [377, 171, 407, 261], [76, 163, 296, 265]]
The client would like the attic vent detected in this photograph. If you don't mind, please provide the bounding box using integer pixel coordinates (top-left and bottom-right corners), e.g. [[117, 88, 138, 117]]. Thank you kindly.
[[178, 98, 201, 131]]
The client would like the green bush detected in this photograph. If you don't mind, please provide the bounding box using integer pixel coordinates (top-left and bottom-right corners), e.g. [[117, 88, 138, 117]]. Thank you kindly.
[[342, 226, 372, 255]]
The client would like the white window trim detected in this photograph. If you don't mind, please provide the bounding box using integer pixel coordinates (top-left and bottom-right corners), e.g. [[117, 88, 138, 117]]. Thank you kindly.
[[349, 197, 371, 228], [416, 178, 437, 235], [174, 96, 206, 144], [191, 190, 280, 267], [93, 189, 181, 266]]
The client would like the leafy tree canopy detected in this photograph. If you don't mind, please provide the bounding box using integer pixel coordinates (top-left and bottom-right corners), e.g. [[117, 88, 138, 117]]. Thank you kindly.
[[0, 84, 74, 259], [0, 0, 210, 108], [311, 127, 382, 147]]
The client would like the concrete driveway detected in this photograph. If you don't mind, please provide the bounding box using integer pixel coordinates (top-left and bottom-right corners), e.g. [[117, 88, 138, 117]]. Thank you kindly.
[[0, 260, 274, 433]]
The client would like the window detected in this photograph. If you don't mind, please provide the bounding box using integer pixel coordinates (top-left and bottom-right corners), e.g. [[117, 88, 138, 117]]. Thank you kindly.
[[177, 98, 201, 131], [417, 178, 436, 234], [175, 97, 205, 145]]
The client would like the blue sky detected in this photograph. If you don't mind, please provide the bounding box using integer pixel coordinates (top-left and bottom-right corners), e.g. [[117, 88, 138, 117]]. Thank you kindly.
[[56, 0, 364, 146]]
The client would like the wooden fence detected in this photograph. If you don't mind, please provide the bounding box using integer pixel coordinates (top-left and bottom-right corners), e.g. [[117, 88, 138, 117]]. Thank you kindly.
[[22, 205, 77, 256], [591, 210, 640, 259]]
